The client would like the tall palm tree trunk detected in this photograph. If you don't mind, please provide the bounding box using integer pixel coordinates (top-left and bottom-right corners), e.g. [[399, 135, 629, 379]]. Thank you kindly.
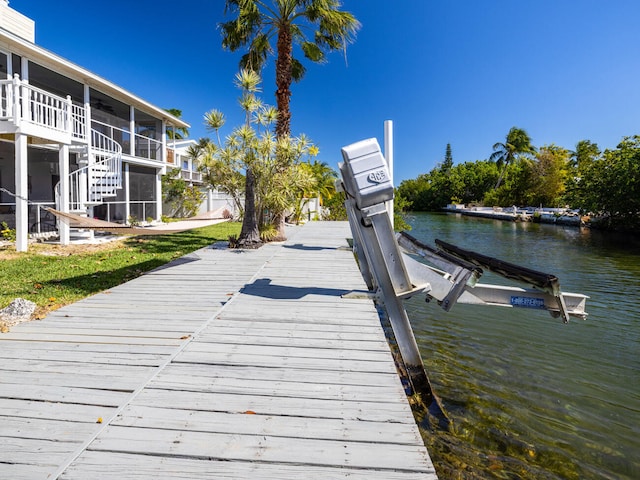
[[272, 25, 293, 240], [275, 25, 293, 139], [495, 163, 509, 189]]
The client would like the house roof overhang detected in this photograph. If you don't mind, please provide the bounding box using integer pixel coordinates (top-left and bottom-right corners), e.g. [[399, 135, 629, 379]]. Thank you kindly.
[[0, 27, 190, 130]]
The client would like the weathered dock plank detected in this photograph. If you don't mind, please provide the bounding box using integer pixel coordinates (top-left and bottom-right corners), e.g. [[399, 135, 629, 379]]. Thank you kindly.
[[88, 424, 433, 473], [0, 437, 79, 468], [135, 383, 415, 424], [149, 369, 405, 402], [0, 416, 99, 442], [0, 222, 437, 479], [0, 382, 132, 406], [112, 404, 424, 445], [0, 398, 117, 422], [60, 451, 431, 480]]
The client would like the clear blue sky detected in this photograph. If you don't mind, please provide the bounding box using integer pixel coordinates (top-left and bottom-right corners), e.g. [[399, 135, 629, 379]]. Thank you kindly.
[[14, 0, 640, 183]]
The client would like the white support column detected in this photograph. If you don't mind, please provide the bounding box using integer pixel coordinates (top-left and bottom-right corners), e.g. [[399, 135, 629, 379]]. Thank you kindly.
[[161, 119, 167, 163], [155, 169, 162, 221], [58, 144, 70, 245], [6, 52, 11, 79], [384, 120, 394, 229], [11, 74, 20, 127], [14, 133, 28, 251], [124, 163, 130, 223], [83, 84, 91, 144], [21, 56, 28, 81], [129, 106, 135, 156]]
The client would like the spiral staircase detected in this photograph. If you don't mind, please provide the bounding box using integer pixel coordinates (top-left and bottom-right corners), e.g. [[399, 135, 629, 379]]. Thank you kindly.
[[56, 129, 123, 213]]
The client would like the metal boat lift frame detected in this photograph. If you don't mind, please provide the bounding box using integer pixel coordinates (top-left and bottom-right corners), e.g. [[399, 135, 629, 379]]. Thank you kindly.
[[338, 138, 588, 398]]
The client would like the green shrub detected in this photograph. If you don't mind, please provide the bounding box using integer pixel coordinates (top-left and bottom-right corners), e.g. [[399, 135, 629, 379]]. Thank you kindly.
[[259, 223, 279, 242], [1, 222, 16, 241]]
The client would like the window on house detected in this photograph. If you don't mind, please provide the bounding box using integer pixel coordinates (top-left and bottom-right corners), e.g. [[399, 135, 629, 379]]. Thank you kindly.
[[29, 61, 84, 102], [0, 53, 8, 116], [0, 52, 7, 78], [128, 165, 157, 220], [134, 109, 160, 139], [12, 54, 21, 78], [129, 166, 156, 201], [89, 89, 130, 125]]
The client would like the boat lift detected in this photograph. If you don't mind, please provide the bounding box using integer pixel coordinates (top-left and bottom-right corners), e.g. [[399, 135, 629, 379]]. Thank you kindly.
[[338, 138, 589, 404]]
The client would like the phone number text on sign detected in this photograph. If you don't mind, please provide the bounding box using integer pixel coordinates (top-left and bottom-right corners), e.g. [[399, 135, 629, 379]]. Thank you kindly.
[[510, 296, 545, 309]]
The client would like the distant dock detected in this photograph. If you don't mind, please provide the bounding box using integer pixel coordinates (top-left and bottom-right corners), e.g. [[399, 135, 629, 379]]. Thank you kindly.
[[444, 204, 585, 226], [0, 222, 437, 479]]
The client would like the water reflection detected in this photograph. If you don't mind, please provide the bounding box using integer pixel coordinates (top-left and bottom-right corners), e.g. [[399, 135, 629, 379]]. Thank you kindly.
[[405, 212, 640, 479]]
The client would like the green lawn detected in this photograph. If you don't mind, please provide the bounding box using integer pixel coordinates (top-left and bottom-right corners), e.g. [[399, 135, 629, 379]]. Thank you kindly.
[[0, 221, 241, 316]]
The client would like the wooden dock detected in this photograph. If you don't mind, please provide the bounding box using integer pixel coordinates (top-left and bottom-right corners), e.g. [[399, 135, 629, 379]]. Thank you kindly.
[[0, 222, 437, 479]]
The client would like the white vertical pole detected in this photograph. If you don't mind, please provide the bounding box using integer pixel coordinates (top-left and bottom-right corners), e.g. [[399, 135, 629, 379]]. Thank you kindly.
[[83, 84, 91, 142], [161, 119, 167, 163], [21, 56, 28, 82], [155, 169, 162, 221], [14, 133, 28, 252], [129, 106, 135, 156], [384, 120, 394, 229], [6, 52, 11, 80], [124, 163, 130, 223], [58, 144, 70, 245]]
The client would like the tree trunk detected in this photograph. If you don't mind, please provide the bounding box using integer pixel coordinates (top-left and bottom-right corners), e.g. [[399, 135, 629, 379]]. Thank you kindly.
[[238, 168, 262, 247], [275, 24, 292, 139], [272, 210, 287, 241], [495, 159, 511, 189], [268, 25, 294, 241]]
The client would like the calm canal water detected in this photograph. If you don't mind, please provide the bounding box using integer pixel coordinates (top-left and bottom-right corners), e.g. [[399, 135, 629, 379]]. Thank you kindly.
[[403, 212, 639, 479]]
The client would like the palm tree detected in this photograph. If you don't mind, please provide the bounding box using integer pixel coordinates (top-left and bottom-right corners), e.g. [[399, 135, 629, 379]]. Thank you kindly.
[[203, 70, 274, 246], [490, 127, 536, 189], [570, 139, 600, 170], [164, 108, 190, 140], [220, 0, 360, 138], [308, 160, 337, 205]]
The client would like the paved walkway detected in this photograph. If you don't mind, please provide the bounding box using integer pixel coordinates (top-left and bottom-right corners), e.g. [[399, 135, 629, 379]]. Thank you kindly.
[[0, 222, 437, 479]]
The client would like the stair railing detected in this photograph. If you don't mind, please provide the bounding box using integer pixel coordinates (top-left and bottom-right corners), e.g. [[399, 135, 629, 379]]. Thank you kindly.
[[55, 129, 123, 212]]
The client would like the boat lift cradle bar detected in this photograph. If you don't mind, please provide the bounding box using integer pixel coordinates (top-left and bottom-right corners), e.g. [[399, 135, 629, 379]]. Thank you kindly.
[[396, 230, 589, 323], [396, 231, 483, 312]]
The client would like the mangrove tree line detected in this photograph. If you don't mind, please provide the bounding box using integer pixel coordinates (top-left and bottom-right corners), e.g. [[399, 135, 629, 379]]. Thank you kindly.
[[396, 128, 640, 231]]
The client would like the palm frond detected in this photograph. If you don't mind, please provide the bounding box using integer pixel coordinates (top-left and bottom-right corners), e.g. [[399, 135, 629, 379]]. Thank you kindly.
[[234, 68, 262, 92], [301, 41, 324, 62], [204, 109, 226, 131], [291, 58, 306, 81]]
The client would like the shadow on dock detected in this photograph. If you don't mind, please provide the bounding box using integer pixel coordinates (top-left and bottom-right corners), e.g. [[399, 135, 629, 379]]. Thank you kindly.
[[240, 277, 351, 299]]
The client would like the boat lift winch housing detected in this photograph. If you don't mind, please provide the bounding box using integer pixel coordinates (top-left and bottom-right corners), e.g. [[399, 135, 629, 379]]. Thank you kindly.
[[338, 137, 589, 396]]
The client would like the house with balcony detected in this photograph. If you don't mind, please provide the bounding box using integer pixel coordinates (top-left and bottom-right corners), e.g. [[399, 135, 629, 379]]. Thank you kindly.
[[163, 139, 239, 219], [167, 139, 203, 186], [0, 1, 190, 251]]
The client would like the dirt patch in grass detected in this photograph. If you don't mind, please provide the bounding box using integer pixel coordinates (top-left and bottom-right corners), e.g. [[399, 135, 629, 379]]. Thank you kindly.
[[0, 238, 126, 260]]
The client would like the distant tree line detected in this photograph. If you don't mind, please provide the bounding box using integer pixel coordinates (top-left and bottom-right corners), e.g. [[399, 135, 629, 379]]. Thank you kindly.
[[396, 127, 640, 231]]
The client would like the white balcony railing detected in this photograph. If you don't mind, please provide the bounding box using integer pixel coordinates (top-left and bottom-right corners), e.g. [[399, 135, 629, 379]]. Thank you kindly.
[[180, 169, 202, 183], [134, 132, 162, 161], [0, 76, 163, 161], [24, 83, 68, 133], [0, 79, 14, 119], [71, 103, 87, 140], [0, 75, 87, 142]]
